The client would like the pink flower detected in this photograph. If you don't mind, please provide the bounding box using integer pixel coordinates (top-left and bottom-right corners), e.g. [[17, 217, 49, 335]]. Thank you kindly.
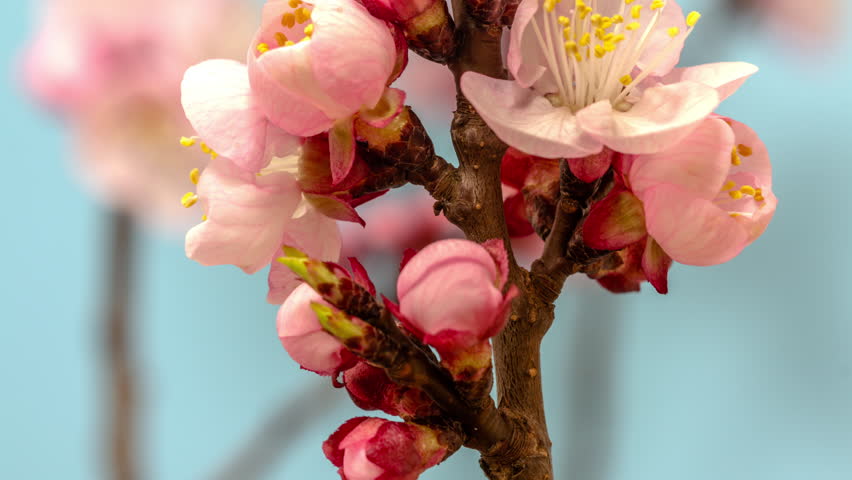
[[248, 0, 398, 181], [361, 0, 436, 21], [183, 155, 341, 302], [277, 283, 357, 376], [181, 59, 300, 173], [583, 117, 777, 291], [395, 239, 517, 352], [461, 0, 758, 164], [323, 417, 447, 480], [22, 0, 256, 227]]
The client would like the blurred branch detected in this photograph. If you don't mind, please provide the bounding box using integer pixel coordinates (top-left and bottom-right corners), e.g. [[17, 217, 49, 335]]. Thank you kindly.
[[562, 293, 620, 480], [102, 211, 137, 480], [209, 380, 340, 480]]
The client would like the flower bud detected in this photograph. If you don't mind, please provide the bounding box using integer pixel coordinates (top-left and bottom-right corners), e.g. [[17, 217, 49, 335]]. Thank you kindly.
[[396, 239, 516, 353], [361, 0, 455, 63], [323, 417, 448, 480], [343, 362, 440, 419], [277, 283, 357, 376]]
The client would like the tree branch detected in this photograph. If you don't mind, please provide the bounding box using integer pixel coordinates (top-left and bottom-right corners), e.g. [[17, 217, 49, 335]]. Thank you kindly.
[[102, 211, 137, 480]]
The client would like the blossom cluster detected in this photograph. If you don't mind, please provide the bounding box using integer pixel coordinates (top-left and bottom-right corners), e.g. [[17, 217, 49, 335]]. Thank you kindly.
[[175, 0, 777, 477], [481, 0, 777, 292]]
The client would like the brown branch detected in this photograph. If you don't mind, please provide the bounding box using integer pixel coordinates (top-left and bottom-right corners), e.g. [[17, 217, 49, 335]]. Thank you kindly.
[[210, 380, 340, 480], [102, 211, 137, 480]]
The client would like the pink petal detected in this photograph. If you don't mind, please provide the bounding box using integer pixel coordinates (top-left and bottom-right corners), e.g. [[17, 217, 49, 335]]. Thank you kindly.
[[642, 184, 749, 266], [348, 257, 376, 296], [310, 0, 397, 113], [358, 88, 405, 128], [248, 41, 339, 136], [576, 81, 720, 154], [641, 236, 672, 294], [397, 239, 497, 299], [185, 158, 302, 274], [329, 117, 357, 184], [635, 0, 687, 76], [181, 59, 299, 171], [628, 117, 734, 199], [568, 149, 613, 183], [461, 73, 603, 159], [481, 238, 510, 289], [582, 190, 648, 251], [304, 193, 365, 226], [658, 62, 759, 102], [507, 0, 550, 89]]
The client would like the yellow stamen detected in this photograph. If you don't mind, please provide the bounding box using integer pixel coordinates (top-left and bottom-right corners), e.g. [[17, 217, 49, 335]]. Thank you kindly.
[[181, 192, 199, 208], [737, 144, 753, 156], [304, 23, 314, 37], [256, 43, 269, 53], [740, 185, 756, 196], [667, 27, 680, 37], [189, 168, 200, 185], [281, 13, 296, 28], [722, 180, 736, 191], [731, 148, 742, 166], [631, 5, 642, 18], [275, 32, 288, 46], [651, 0, 665, 9], [288, 0, 301, 7], [295, 7, 312, 24], [201, 214, 208, 221], [626, 21, 641, 30], [620, 74, 633, 85], [180, 136, 196, 147], [729, 190, 743, 200], [686, 11, 702, 27]]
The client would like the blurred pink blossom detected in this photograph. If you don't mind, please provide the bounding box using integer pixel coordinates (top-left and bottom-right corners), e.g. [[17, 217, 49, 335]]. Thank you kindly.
[[22, 0, 256, 228]]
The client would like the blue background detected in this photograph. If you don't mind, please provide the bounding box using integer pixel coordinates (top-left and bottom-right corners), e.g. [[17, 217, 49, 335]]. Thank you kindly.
[[2, 1, 850, 479]]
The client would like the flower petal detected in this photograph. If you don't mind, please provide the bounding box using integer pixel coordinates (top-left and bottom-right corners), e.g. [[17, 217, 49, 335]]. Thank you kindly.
[[568, 149, 613, 183], [658, 62, 759, 102], [642, 184, 749, 266], [576, 81, 720, 154], [641, 236, 672, 294], [181, 59, 299, 171], [629, 117, 734, 199], [461, 73, 602, 159], [329, 117, 357, 184], [583, 189, 648, 251]]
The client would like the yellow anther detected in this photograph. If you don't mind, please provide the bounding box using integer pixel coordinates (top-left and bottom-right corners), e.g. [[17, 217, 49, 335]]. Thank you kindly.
[[275, 32, 289, 46], [729, 212, 741, 218], [181, 192, 199, 208], [591, 13, 602, 24], [624, 0, 635, 4], [544, 0, 556, 12], [686, 11, 701, 27], [754, 189, 765, 202], [651, 0, 665, 9], [594, 45, 606, 58], [201, 214, 208, 221], [739, 185, 756, 196], [288, 0, 301, 7], [600, 19, 613, 29], [189, 168, 200, 185], [563, 27, 573, 40], [631, 5, 642, 18], [731, 148, 742, 166], [200, 143, 211, 154], [603, 41, 616, 52], [596, 28, 606, 40], [737, 144, 753, 156], [612, 33, 626, 43], [256, 43, 269, 53], [281, 13, 296, 28], [579, 6, 592, 19], [620, 74, 633, 85], [180, 136, 196, 147], [299, 36, 310, 43], [558, 15, 570, 26], [602, 32, 615, 41], [565, 40, 579, 52], [285, 40, 295, 46], [626, 21, 641, 30], [576, 0, 585, 7], [729, 190, 743, 200], [612, 14, 624, 23], [722, 180, 736, 191], [304, 23, 314, 37], [295, 7, 312, 24], [580, 33, 591, 46], [573, 52, 583, 62], [668, 27, 680, 37]]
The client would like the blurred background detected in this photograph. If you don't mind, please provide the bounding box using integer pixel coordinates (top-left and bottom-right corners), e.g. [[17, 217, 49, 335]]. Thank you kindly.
[[2, 0, 850, 479]]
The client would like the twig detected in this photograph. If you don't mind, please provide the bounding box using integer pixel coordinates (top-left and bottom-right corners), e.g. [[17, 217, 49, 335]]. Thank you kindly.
[[102, 211, 137, 480]]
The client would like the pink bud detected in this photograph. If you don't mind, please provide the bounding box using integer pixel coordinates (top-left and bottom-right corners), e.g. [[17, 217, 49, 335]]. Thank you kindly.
[[396, 239, 516, 352], [277, 284, 356, 376], [323, 417, 446, 480], [343, 362, 439, 419], [361, 0, 435, 21]]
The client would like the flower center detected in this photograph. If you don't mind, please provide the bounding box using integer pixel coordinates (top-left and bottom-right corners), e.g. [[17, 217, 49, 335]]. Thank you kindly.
[[531, 0, 701, 112], [256, 0, 315, 54]]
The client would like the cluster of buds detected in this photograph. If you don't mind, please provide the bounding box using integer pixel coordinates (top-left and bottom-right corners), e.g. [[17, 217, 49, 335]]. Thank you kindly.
[[274, 239, 514, 477]]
